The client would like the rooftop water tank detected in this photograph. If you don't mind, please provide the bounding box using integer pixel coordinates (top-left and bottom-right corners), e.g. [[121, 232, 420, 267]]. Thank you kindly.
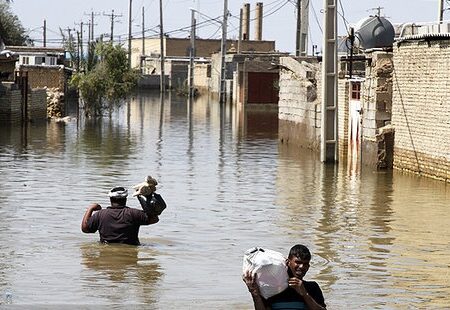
[[354, 16, 395, 49]]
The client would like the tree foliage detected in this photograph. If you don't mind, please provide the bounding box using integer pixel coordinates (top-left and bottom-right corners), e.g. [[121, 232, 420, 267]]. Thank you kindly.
[[70, 42, 138, 116], [0, 1, 31, 46]]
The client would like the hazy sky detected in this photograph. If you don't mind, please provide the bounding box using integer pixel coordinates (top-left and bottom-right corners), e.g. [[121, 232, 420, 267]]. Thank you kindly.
[[10, 0, 441, 54]]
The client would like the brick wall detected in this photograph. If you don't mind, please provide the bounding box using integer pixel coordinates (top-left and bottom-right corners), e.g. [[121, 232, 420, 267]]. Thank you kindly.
[[337, 79, 349, 159], [392, 39, 450, 181], [28, 88, 47, 121], [20, 65, 65, 90], [278, 57, 321, 151]]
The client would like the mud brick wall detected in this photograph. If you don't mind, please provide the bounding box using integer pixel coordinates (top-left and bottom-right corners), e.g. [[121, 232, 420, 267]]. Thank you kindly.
[[21, 66, 65, 90], [278, 57, 322, 151], [392, 39, 450, 182]]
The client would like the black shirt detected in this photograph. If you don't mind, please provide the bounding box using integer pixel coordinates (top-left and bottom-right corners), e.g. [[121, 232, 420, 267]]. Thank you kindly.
[[86, 206, 151, 245], [266, 280, 326, 309]]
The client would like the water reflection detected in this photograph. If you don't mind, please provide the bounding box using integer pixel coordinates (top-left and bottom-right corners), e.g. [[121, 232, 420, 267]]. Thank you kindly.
[[80, 243, 162, 305]]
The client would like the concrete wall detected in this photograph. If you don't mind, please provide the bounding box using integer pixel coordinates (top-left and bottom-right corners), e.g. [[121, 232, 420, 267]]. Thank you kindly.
[[392, 39, 450, 181], [0, 83, 47, 123], [0, 84, 22, 124], [193, 63, 211, 93], [278, 57, 321, 151]]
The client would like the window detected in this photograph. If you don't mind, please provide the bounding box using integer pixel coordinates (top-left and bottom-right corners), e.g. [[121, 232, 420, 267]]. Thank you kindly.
[[22, 56, 29, 64], [351, 82, 361, 100], [49, 57, 56, 65], [35, 56, 45, 65]]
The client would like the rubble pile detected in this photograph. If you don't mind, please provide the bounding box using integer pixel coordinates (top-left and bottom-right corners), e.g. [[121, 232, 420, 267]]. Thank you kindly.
[[46, 87, 64, 118]]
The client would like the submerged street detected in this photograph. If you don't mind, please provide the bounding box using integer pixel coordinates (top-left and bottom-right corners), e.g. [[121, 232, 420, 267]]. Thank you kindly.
[[0, 91, 449, 308]]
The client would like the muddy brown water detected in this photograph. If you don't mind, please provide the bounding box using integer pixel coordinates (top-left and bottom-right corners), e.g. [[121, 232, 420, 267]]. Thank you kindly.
[[0, 92, 449, 308]]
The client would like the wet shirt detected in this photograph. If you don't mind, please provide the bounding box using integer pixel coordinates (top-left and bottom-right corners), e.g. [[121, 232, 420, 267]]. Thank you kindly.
[[86, 206, 151, 245], [266, 281, 326, 310]]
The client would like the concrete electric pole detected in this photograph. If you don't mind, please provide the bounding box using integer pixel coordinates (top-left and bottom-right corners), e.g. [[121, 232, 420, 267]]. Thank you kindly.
[[189, 9, 196, 98], [128, 0, 132, 69], [321, 0, 338, 162], [219, 0, 228, 104], [159, 0, 165, 92], [104, 10, 122, 43], [439, 0, 444, 22]]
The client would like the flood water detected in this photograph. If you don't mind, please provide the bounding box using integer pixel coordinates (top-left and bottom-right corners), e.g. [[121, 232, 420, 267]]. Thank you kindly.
[[0, 91, 449, 309]]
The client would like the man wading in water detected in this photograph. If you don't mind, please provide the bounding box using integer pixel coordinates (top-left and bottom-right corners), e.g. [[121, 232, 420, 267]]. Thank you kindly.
[[81, 187, 161, 245], [243, 244, 326, 310]]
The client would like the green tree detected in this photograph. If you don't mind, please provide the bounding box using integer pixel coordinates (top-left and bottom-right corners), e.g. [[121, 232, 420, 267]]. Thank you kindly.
[[71, 42, 138, 116], [0, 1, 31, 46]]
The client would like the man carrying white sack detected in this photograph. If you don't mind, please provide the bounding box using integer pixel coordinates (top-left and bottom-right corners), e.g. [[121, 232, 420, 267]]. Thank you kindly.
[[243, 244, 326, 310]]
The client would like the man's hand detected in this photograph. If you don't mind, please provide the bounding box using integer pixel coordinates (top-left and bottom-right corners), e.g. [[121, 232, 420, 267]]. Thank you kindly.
[[243, 270, 260, 296], [243, 271, 267, 310], [289, 277, 326, 309], [81, 203, 101, 233], [288, 277, 308, 297], [89, 203, 102, 211]]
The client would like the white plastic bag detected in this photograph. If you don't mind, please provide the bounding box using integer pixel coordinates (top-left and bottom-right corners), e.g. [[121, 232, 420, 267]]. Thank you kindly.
[[242, 247, 288, 299]]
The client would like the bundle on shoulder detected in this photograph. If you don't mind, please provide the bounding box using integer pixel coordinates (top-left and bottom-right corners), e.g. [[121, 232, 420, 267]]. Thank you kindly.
[[242, 247, 288, 299]]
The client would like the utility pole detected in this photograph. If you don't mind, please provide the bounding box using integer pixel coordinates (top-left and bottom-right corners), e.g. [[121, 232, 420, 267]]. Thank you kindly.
[[159, 0, 165, 92], [75, 21, 84, 70], [91, 11, 95, 41], [439, 0, 444, 22], [189, 9, 196, 98], [219, 0, 228, 104], [128, 0, 133, 68], [238, 8, 242, 53], [321, 0, 338, 162], [296, 0, 301, 56], [104, 10, 122, 42], [77, 30, 81, 70], [142, 6, 145, 55], [43, 19, 47, 47], [300, 0, 309, 56], [296, 0, 309, 56], [84, 10, 99, 68]]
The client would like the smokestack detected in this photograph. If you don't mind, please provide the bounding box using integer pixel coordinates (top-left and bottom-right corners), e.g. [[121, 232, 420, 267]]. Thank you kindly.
[[242, 3, 250, 41], [254, 2, 263, 41]]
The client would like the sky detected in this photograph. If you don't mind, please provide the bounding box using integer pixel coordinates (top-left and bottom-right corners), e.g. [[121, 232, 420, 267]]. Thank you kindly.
[[9, 0, 442, 54]]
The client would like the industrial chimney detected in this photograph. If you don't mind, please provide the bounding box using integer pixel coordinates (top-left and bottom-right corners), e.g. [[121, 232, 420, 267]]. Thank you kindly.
[[254, 2, 263, 41], [242, 3, 250, 41]]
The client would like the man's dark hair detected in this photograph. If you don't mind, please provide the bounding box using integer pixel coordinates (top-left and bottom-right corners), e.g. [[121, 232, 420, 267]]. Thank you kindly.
[[288, 244, 311, 260], [110, 196, 127, 206]]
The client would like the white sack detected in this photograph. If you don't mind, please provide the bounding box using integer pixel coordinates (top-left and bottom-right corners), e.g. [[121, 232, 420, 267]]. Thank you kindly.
[[242, 247, 288, 299]]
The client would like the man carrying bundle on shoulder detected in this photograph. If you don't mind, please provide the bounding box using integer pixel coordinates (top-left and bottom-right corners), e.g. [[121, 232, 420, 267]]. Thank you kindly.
[[243, 244, 326, 310]]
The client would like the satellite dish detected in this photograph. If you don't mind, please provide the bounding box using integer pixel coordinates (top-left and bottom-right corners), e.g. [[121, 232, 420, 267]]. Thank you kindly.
[[354, 16, 395, 49]]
